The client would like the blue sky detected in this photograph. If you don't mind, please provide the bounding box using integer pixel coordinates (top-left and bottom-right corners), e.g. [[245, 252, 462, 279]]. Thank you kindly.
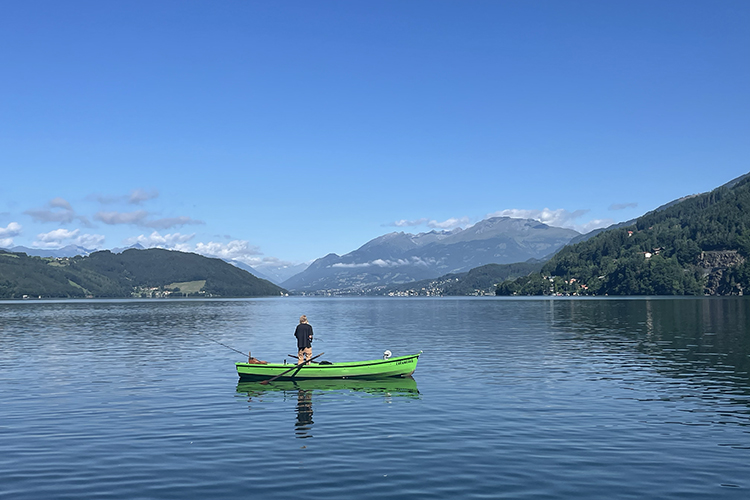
[[1, 1, 748, 271]]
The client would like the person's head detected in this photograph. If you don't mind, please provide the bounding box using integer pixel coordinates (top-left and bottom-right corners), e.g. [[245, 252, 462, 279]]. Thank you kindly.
[[300, 315, 308, 324]]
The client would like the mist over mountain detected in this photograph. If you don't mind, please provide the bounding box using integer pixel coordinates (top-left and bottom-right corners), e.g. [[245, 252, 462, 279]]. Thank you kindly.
[[251, 262, 310, 285], [226, 259, 309, 285], [281, 217, 580, 293], [224, 260, 274, 283]]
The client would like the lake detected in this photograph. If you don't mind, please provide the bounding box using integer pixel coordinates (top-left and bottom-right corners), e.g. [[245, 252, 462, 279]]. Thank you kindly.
[[1, 297, 749, 499]]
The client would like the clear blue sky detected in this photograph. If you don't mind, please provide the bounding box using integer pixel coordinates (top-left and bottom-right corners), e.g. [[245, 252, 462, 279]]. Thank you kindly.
[[1, 1, 748, 269]]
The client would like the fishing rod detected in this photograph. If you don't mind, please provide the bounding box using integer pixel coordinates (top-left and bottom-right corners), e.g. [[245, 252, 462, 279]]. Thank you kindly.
[[199, 332, 323, 360]]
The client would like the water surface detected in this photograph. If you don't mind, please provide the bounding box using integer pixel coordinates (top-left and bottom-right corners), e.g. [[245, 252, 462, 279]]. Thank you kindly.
[[1, 297, 749, 499]]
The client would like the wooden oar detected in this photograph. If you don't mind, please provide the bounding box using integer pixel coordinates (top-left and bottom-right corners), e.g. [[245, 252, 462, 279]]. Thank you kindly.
[[259, 352, 324, 385]]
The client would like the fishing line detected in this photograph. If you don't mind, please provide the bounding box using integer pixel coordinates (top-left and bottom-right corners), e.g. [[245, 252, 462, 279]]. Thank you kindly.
[[198, 332, 247, 356]]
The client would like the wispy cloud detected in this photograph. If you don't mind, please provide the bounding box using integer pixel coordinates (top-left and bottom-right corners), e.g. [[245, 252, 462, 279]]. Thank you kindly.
[[129, 189, 159, 204], [332, 257, 435, 269], [609, 202, 638, 211], [32, 228, 105, 249], [95, 210, 149, 225], [90, 189, 160, 205], [25, 198, 77, 224], [390, 217, 470, 230], [35, 228, 80, 244], [49, 197, 72, 210], [95, 211, 204, 229], [143, 216, 204, 229]]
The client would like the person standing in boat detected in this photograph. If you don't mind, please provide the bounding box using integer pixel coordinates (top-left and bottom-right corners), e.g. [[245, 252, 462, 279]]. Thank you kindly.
[[294, 315, 314, 365]]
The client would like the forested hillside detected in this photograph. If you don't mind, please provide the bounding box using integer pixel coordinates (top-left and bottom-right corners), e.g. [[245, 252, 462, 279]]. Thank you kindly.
[[498, 173, 750, 296], [0, 248, 285, 299]]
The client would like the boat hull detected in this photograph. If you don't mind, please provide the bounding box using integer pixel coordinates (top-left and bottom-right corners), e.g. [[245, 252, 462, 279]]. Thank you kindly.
[[235, 352, 421, 381]]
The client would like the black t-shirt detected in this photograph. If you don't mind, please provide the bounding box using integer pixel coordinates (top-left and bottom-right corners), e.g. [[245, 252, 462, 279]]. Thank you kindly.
[[294, 323, 313, 349]]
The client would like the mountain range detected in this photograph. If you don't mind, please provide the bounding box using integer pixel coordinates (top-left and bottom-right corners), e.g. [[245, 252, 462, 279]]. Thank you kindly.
[[7, 172, 749, 297], [281, 217, 579, 293], [4, 244, 97, 259], [3, 217, 581, 294]]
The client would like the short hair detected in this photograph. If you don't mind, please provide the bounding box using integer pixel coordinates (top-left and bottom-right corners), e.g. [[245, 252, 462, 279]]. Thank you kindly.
[[300, 315, 308, 324]]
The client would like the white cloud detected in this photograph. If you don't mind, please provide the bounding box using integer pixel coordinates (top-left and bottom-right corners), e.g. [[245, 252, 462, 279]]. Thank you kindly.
[[32, 228, 105, 249], [391, 216, 470, 230], [194, 240, 263, 265], [124, 231, 196, 250], [393, 218, 429, 227], [121, 234, 266, 267], [488, 208, 590, 227], [0, 223, 20, 248], [578, 218, 616, 233], [487, 208, 612, 234], [331, 256, 434, 269], [75, 233, 106, 248], [331, 262, 372, 268], [122, 234, 266, 266], [372, 258, 408, 267], [0, 222, 22, 238], [428, 217, 470, 229], [36, 228, 80, 243]]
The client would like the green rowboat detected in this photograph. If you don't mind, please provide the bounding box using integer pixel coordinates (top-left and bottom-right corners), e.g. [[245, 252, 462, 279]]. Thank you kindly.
[[236, 351, 422, 381]]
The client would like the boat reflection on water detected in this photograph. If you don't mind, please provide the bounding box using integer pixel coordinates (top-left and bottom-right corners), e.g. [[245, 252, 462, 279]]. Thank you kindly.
[[236, 375, 421, 398], [236, 376, 420, 439], [295, 389, 313, 438]]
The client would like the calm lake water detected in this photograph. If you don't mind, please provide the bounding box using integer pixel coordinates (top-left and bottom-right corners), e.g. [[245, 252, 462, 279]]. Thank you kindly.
[[1, 297, 749, 499]]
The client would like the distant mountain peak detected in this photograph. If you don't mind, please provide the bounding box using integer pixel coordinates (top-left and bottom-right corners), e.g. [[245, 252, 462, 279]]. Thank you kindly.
[[4, 245, 95, 258], [111, 243, 145, 254], [281, 216, 580, 293]]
